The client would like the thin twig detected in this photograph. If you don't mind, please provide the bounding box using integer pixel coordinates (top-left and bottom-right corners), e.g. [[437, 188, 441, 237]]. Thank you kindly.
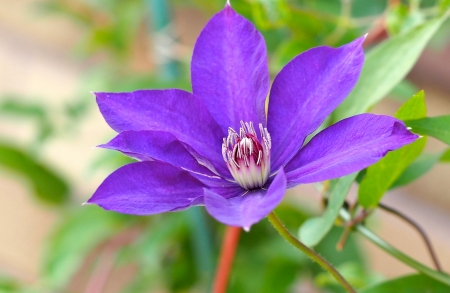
[[212, 226, 241, 293], [379, 202, 443, 272], [337, 204, 371, 251], [267, 212, 356, 293], [339, 209, 450, 286]]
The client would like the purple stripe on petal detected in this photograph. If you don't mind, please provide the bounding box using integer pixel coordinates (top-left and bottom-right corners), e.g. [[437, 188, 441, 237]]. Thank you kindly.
[[99, 130, 217, 176], [87, 161, 205, 215], [204, 169, 287, 230], [268, 37, 365, 172], [95, 89, 229, 176], [285, 114, 418, 186], [191, 5, 269, 132]]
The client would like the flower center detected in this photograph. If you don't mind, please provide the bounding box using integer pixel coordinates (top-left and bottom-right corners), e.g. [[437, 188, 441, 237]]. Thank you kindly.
[[222, 121, 271, 190]]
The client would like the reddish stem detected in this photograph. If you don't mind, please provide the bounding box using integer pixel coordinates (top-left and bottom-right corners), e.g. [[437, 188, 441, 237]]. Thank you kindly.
[[212, 226, 241, 293]]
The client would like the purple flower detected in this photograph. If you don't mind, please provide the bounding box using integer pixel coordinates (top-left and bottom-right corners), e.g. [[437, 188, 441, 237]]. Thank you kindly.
[[87, 4, 417, 230]]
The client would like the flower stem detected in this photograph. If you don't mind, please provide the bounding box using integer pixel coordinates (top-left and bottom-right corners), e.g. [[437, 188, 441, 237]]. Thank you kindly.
[[339, 208, 450, 286], [267, 212, 356, 293], [212, 226, 241, 293]]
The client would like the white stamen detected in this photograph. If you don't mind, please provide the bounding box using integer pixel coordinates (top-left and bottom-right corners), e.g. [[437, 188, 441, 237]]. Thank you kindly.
[[222, 120, 271, 190]]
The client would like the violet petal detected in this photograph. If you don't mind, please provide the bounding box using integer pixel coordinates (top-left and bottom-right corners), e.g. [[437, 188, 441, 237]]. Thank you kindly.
[[95, 89, 228, 175], [191, 4, 269, 132], [204, 169, 287, 230], [268, 37, 365, 171], [285, 114, 419, 185], [87, 161, 205, 214], [99, 130, 217, 176]]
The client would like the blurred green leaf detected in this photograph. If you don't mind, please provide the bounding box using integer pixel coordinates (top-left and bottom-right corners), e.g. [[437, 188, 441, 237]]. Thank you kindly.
[[315, 262, 369, 289], [0, 98, 53, 143], [351, 0, 387, 17], [360, 274, 450, 293], [405, 115, 450, 145], [0, 275, 21, 293], [358, 92, 427, 208], [120, 212, 201, 292], [391, 149, 449, 188], [0, 143, 69, 205], [387, 3, 425, 35], [391, 152, 440, 188], [441, 148, 450, 162], [299, 173, 357, 247], [333, 15, 447, 121], [313, 226, 370, 288], [231, 204, 308, 293], [386, 3, 410, 35], [389, 80, 419, 102], [43, 206, 126, 288]]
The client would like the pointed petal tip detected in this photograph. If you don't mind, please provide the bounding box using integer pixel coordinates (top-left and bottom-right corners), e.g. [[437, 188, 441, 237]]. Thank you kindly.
[[225, 0, 231, 7], [81, 201, 92, 206], [243, 226, 251, 232], [95, 143, 107, 149]]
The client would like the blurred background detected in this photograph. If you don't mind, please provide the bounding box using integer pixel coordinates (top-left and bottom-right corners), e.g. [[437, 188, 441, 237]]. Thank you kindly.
[[0, 0, 449, 292]]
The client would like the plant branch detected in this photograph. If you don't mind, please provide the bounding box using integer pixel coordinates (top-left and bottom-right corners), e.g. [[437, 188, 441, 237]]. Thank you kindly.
[[339, 208, 450, 286], [267, 212, 356, 293], [212, 226, 241, 293], [378, 202, 442, 271]]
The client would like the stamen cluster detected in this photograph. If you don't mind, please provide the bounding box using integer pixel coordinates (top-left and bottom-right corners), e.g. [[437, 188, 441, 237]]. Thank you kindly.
[[222, 121, 271, 190]]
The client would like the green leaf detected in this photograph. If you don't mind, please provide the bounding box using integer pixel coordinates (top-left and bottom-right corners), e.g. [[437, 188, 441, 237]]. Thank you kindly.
[[0, 143, 69, 205], [358, 92, 427, 208], [299, 173, 357, 247], [333, 15, 447, 121], [394, 91, 427, 120], [315, 262, 369, 289], [42, 206, 126, 288], [360, 274, 450, 293], [389, 80, 419, 102], [441, 148, 450, 162], [405, 115, 450, 145], [391, 150, 447, 188], [0, 275, 21, 293], [0, 98, 53, 143]]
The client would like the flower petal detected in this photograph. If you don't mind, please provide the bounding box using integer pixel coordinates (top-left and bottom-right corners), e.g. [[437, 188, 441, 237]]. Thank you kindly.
[[204, 169, 287, 230], [99, 130, 218, 176], [87, 161, 205, 215], [199, 175, 243, 199], [95, 89, 229, 175], [268, 37, 365, 171], [191, 4, 269, 131], [285, 114, 418, 185]]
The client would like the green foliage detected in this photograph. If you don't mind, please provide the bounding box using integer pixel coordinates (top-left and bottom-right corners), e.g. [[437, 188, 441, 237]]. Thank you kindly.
[[360, 274, 450, 293], [299, 173, 357, 247], [405, 115, 450, 145], [333, 15, 447, 121], [0, 98, 53, 145], [42, 206, 127, 288], [36, 0, 144, 59], [0, 276, 21, 293], [358, 91, 427, 208], [386, 3, 426, 35], [392, 150, 450, 188], [0, 143, 69, 205]]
